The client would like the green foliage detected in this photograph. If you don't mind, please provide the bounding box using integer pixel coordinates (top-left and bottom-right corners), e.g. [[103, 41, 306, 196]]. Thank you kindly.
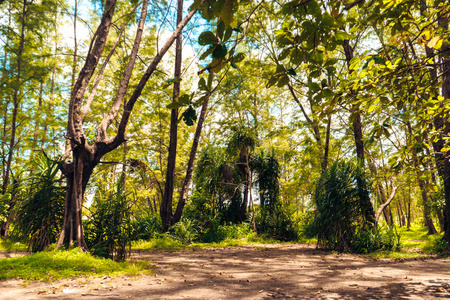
[[130, 214, 161, 241], [0, 248, 152, 281], [0, 238, 28, 252], [169, 217, 199, 244], [306, 160, 370, 252], [14, 154, 64, 253], [352, 226, 401, 254], [84, 179, 132, 261], [132, 234, 185, 251], [424, 234, 448, 254], [0, 193, 9, 223], [202, 221, 252, 243], [255, 203, 299, 241]]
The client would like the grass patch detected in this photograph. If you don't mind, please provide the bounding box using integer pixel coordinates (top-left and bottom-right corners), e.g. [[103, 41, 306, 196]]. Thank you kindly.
[[132, 232, 314, 252], [0, 238, 28, 252], [0, 248, 153, 282], [366, 224, 448, 259]]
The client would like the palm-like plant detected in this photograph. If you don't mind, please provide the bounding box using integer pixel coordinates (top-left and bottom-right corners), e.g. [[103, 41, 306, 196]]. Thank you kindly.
[[15, 153, 65, 252], [309, 160, 366, 252]]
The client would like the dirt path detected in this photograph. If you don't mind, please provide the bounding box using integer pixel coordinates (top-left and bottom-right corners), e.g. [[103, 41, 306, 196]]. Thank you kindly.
[[1, 244, 450, 299]]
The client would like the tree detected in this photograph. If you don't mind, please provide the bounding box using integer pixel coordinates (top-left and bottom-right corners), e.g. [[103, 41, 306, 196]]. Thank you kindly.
[[56, 0, 204, 249]]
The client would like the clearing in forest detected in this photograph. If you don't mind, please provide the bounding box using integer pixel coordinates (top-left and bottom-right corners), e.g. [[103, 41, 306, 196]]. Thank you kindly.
[[1, 243, 449, 299]]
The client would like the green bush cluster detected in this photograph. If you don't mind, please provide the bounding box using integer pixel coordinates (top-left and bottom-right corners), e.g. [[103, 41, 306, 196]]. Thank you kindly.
[[306, 160, 398, 253], [352, 226, 401, 254], [84, 181, 132, 261], [13, 154, 65, 252]]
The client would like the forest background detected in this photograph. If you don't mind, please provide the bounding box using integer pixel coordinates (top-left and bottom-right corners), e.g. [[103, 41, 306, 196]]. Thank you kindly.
[[1, 0, 450, 259]]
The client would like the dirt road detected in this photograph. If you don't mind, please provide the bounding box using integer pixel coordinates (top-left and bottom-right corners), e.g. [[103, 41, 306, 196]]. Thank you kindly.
[[1, 244, 449, 299]]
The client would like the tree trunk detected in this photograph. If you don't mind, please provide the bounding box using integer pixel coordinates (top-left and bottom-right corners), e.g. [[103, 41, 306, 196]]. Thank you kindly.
[[421, 0, 450, 242], [56, 147, 97, 249], [161, 0, 183, 232], [374, 178, 397, 223], [407, 122, 437, 234], [0, 0, 27, 237], [172, 86, 213, 225], [342, 38, 375, 226]]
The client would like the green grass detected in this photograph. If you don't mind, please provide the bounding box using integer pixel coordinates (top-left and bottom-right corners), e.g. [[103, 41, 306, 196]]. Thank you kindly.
[[367, 224, 448, 259], [0, 248, 153, 282], [131, 232, 313, 252], [0, 238, 28, 252]]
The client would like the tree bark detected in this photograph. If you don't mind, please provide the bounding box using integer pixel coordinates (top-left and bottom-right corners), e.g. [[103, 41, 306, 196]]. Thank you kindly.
[[407, 122, 437, 234], [172, 87, 213, 225], [161, 0, 183, 232], [56, 0, 202, 248], [342, 38, 376, 226], [374, 178, 397, 223]]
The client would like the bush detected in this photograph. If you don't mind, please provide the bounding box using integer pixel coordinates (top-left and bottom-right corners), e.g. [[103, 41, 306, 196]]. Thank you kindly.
[[130, 214, 161, 241], [352, 226, 401, 254], [424, 234, 448, 253], [202, 221, 251, 243], [84, 181, 132, 261], [255, 203, 299, 241], [14, 154, 65, 252], [169, 217, 199, 244], [306, 160, 376, 252]]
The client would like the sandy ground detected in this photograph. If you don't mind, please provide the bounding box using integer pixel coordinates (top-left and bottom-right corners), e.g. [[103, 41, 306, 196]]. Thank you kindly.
[[1, 244, 450, 299]]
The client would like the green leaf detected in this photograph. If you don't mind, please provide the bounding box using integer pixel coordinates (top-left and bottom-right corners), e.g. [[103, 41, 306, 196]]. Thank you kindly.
[[309, 82, 321, 92], [277, 74, 289, 87], [163, 77, 182, 88], [212, 43, 228, 59], [198, 78, 209, 91], [291, 48, 304, 65], [224, 26, 233, 42], [217, 20, 225, 40], [322, 88, 334, 98], [200, 45, 215, 60], [287, 68, 296, 76], [179, 94, 191, 105], [231, 62, 239, 69], [221, 0, 237, 26], [267, 75, 279, 88], [321, 13, 334, 27], [232, 53, 245, 63], [279, 48, 291, 61], [310, 70, 321, 78], [335, 31, 354, 41], [182, 106, 197, 126], [166, 102, 185, 110], [199, 31, 217, 45]]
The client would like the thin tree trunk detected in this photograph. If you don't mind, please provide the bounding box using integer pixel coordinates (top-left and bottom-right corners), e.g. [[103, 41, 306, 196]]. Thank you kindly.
[[172, 83, 213, 225], [161, 0, 183, 232], [407, 122, 437, 234], [375, 178, 398, 223], [0, 0, 27, 237], [342, 38, 375, 226]]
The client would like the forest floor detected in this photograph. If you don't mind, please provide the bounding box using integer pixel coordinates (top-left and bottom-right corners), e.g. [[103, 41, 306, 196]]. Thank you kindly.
[[1, 243, 450, 299]]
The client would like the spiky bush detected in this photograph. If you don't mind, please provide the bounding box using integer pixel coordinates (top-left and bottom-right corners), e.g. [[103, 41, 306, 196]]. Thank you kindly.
[[307, 161, 365, 252], [14, 153, 65, 252]]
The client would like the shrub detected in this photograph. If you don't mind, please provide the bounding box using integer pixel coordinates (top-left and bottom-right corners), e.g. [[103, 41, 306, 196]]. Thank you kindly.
[[14, 154, 65, 252], [306, 161, 361, 251], [424, 234, 448, 253], [352, 226, 401, 254], [84, 180, 132, 261], [130, 214, 161, 241], [169, 217, 199, 244]]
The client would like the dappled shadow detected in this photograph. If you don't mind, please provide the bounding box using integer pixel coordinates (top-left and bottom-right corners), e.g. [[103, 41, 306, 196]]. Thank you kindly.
[[2, 244, 450, 299]]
